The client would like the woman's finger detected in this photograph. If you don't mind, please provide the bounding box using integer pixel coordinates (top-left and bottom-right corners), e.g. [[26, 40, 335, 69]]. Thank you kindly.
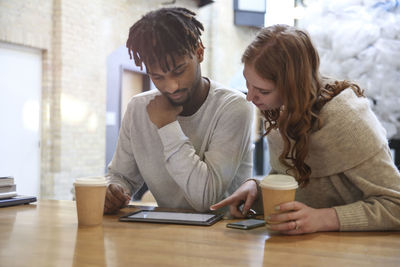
[[229, 204, 245, 218], [275, 201, 303, 212], [241, 192, 257, 216], [210, 194, 239, 210], [268, 209, 301, 223], [267, 220, 298, 232]]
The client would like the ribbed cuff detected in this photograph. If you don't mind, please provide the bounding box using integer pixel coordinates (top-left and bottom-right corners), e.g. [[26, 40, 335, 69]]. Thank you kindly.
[[334, 201, 369, 231], [158, 121, 188, 157]]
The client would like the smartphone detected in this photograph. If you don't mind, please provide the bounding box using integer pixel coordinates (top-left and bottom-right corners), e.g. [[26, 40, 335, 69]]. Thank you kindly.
[[226, 219, 266, 230]]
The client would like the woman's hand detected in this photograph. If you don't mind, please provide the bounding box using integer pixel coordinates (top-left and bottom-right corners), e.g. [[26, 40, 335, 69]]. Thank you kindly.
[[266, 201, 340, 235], [210, 179, 258, 218]]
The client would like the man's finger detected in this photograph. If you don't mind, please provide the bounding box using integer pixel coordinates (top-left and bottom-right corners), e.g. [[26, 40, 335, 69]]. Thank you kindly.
[[105, 192, 121, 210], [105, 188, 120, 205], [104, 199, 119, 214], [104, 206, 118, 214], [124, 194, 131, 205], [104, 186, 128, 214], [108, 184, 130, 203]]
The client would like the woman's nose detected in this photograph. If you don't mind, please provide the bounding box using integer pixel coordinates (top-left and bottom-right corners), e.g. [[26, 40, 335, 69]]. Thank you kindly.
[[246, 88, 254, 102]]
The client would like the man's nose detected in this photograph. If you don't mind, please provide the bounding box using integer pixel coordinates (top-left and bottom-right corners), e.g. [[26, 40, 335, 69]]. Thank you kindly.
[[164, 78, 179, 94]]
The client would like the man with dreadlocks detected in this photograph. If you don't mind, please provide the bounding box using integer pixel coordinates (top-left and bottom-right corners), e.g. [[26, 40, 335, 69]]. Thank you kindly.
[[104, 7, 253, 213]]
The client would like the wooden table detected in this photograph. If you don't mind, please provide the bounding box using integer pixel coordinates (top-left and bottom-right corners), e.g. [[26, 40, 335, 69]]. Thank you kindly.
[[1, 200, 399, 267]]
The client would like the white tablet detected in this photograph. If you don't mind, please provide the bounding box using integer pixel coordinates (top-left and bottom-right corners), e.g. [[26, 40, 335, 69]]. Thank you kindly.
[[119, 210, 223, 226]]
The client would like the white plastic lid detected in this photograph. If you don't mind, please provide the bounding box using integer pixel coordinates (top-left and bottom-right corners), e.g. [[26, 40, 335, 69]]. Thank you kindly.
[[260, 174, 298, 190], [73, 177, 107, 186]]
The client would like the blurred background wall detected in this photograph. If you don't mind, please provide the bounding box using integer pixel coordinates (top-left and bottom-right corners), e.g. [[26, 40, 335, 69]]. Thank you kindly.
[[1, 0, 399, 200]]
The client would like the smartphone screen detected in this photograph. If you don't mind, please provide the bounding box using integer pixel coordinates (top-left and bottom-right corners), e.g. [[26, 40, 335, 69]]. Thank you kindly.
[[226, 219, 266, 230]]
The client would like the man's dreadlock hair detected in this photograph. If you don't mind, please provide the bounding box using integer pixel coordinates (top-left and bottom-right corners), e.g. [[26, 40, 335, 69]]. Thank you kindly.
[[126, 7, 204, 72]]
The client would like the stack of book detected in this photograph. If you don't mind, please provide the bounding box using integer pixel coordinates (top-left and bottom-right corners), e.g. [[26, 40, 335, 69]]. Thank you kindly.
[[0, 176, 17, 199], [0, 176, 37, 207]]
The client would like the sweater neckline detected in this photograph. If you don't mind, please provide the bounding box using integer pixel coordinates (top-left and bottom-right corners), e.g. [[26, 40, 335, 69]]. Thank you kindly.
[[177, 77, 214, 121]]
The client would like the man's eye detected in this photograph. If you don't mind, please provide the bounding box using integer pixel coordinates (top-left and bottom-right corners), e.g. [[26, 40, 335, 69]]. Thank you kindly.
[[173, 68, 185, 75], [260, 91, 270, 95], [151, 76, 162, 80]]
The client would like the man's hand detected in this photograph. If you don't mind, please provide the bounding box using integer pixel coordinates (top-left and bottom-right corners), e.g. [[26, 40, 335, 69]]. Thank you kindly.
[[104, 184, 131, 214], [146, 94, 183, 128], [210, 179, 258, 218]]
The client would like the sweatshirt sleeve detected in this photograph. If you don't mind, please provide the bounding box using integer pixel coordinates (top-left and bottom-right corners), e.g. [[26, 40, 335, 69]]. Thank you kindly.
[[333, 145, 400, 231], [157, 98, 253, 211], [106, 104, 145, 196]]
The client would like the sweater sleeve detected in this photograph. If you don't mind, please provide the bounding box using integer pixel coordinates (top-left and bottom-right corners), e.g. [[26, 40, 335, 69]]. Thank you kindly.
[[106, 104, 145, 196], [157, 98, 253, 211], [333, 145, 400, 231]]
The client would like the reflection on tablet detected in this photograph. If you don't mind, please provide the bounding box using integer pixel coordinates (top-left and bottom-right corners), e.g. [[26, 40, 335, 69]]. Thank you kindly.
[[128, 211, 215, 222]]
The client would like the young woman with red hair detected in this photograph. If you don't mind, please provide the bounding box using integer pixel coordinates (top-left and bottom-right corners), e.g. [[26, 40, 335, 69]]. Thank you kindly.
[[211, 24, 400, 234]]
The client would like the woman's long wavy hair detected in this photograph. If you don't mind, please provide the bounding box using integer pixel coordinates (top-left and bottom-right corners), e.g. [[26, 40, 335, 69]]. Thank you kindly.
[[242, 25, 364, 187]]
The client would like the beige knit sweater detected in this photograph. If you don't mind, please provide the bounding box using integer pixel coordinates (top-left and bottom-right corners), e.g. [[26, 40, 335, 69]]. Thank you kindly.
[[266, 88, 400, 231]]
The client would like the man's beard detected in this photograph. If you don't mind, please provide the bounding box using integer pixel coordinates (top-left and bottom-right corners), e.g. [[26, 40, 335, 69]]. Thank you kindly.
[[165, 88, 190, 106], [166, 74, 201, 106]]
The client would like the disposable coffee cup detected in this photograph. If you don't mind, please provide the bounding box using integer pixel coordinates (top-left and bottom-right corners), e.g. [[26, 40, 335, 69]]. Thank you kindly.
[[74, 177, 107, 226], [260, 174, 298, 223]]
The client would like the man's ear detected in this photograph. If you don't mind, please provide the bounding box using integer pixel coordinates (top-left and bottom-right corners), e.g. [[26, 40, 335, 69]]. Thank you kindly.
[[195, 46, 204, 63]]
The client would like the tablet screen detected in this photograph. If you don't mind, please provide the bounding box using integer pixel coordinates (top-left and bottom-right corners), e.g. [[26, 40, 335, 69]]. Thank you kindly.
[[127, 211, 215, 222]]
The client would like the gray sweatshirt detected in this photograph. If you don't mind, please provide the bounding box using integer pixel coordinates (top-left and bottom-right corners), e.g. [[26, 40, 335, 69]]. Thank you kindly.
[[107, 79, 253, 212]]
